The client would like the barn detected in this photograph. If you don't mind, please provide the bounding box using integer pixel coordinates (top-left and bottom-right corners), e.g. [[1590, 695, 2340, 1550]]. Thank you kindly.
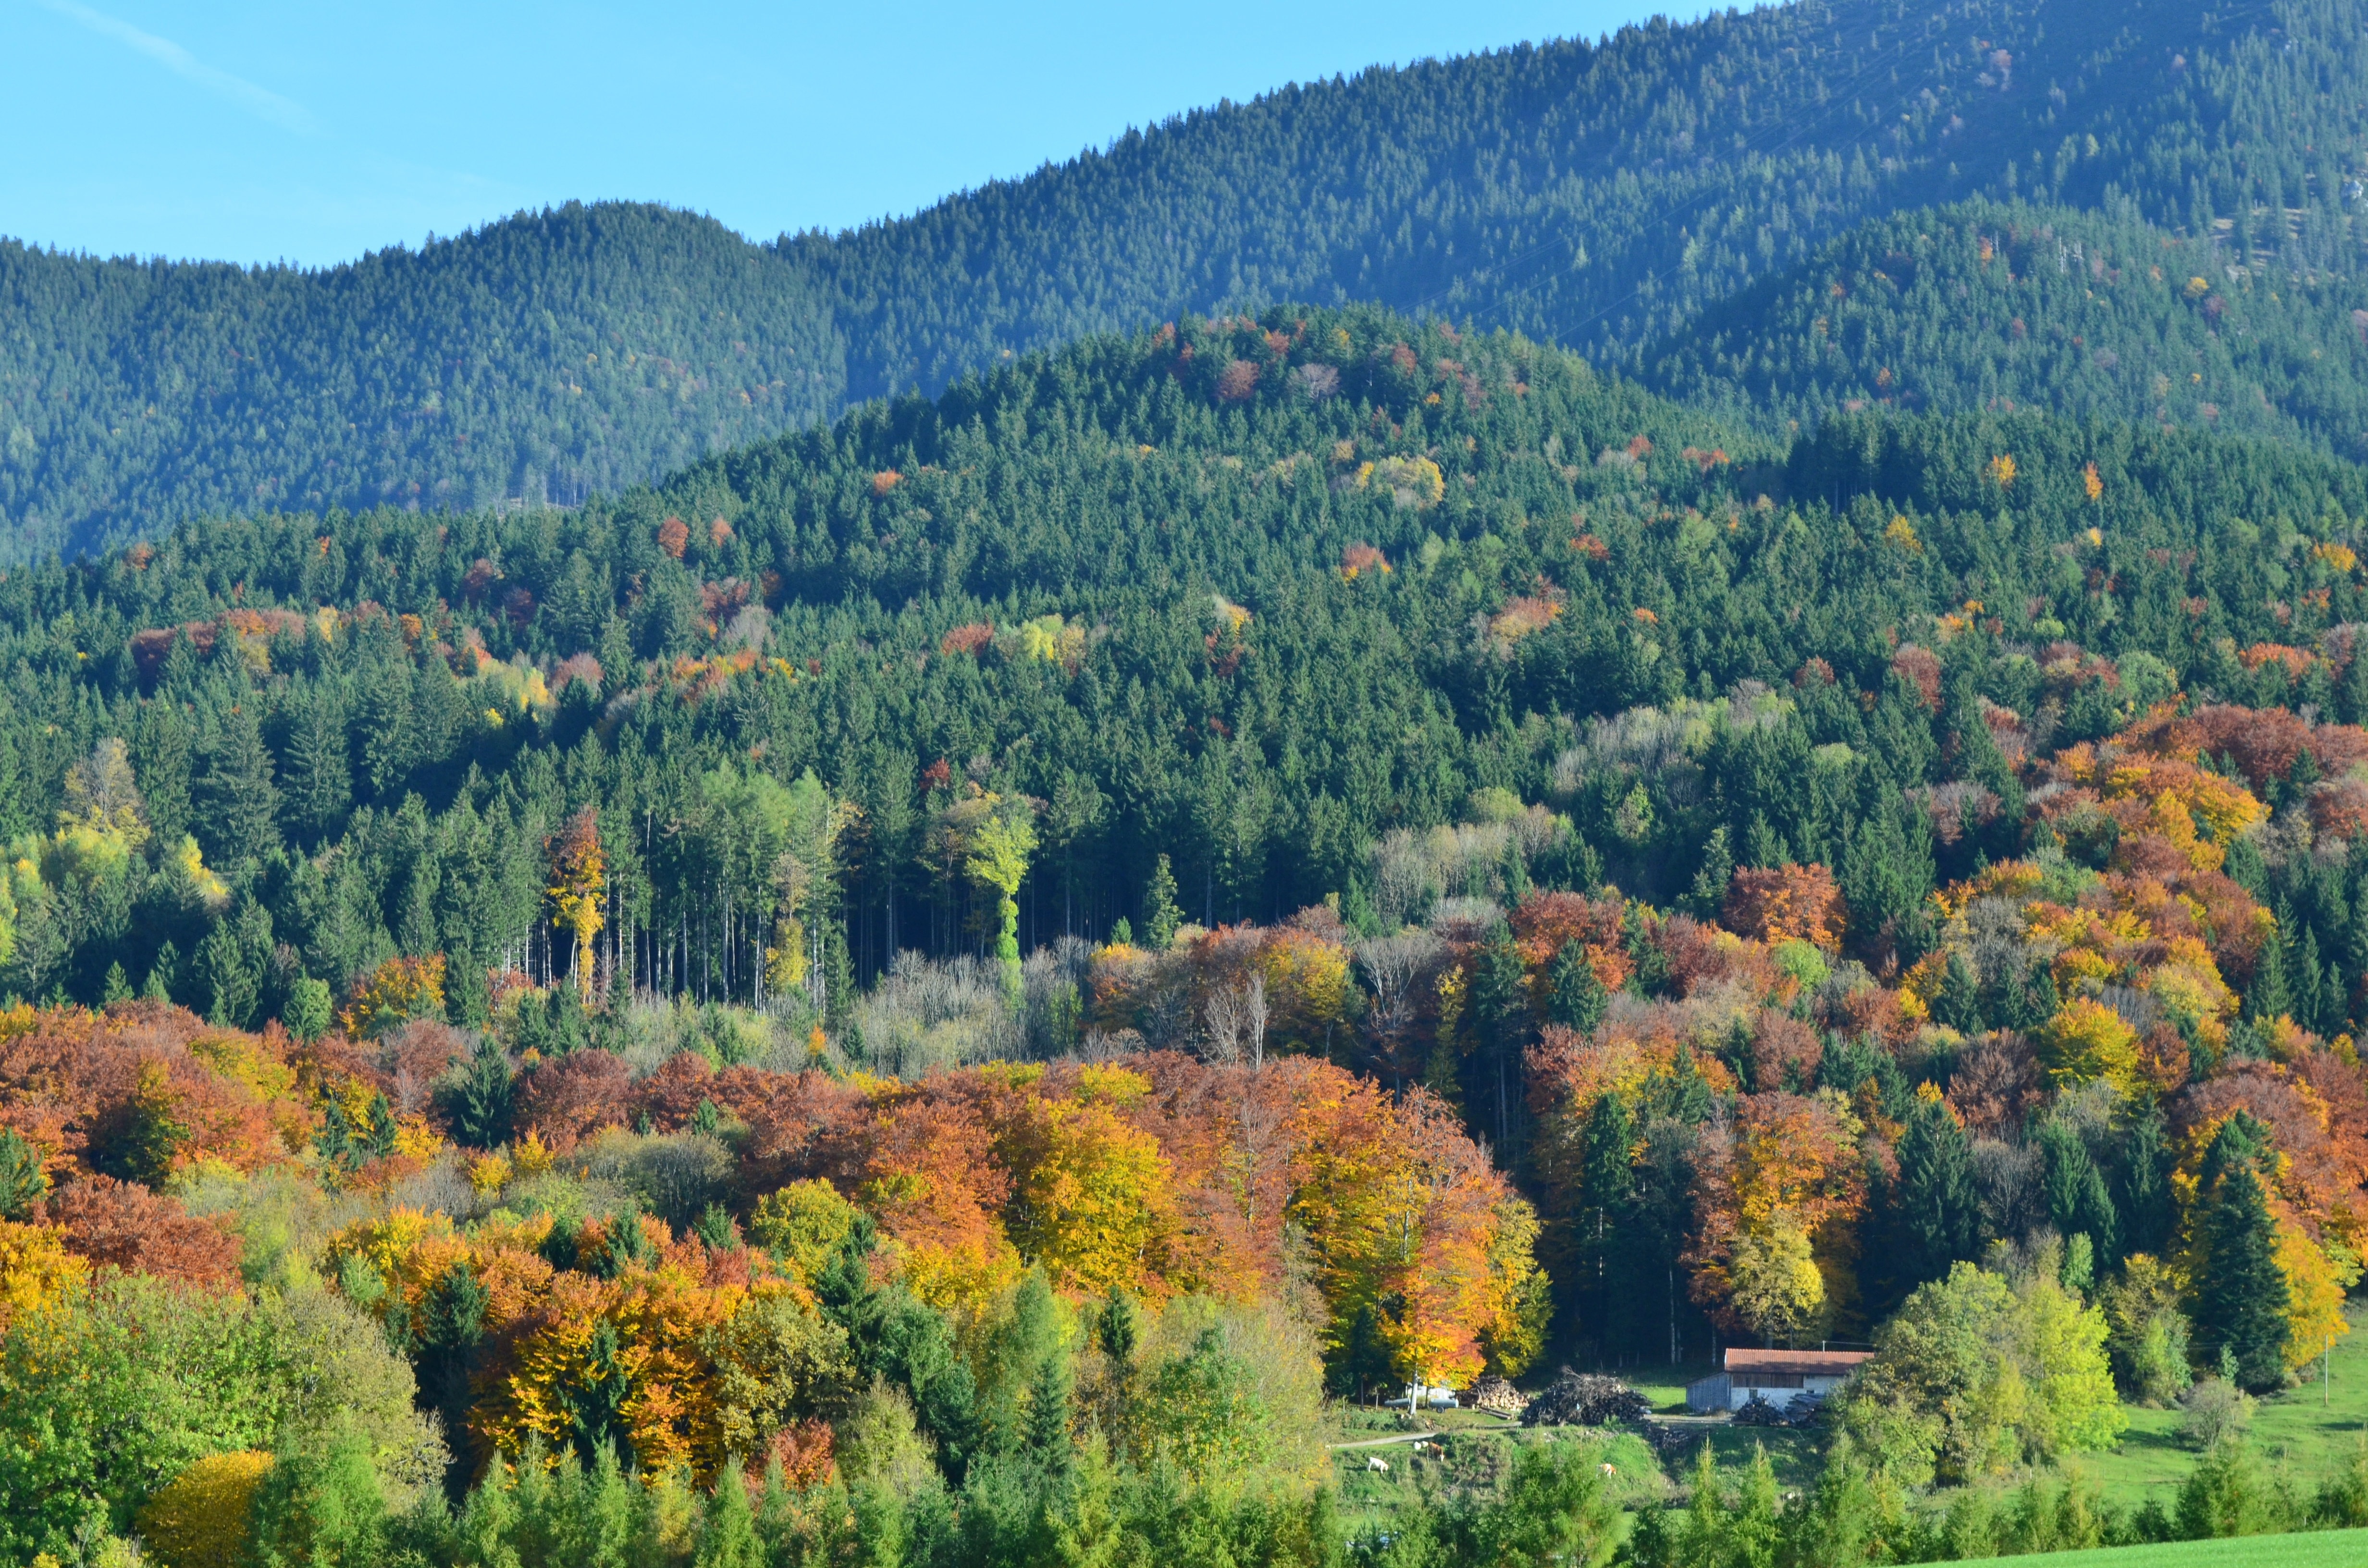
[[1684, 1348, 1871, 1413]]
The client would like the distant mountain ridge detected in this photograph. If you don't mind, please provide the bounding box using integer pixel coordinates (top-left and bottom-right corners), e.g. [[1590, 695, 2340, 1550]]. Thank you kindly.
[[4, 0, 2362, 557]]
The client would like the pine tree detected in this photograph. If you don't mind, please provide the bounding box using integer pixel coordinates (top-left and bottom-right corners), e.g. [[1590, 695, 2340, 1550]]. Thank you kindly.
[[2190, 1114, 2293, 1393]]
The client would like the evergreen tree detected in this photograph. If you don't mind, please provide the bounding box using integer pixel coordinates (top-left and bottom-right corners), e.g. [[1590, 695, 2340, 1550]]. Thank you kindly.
[[284, 976, 334, 1042], [2039, 1119, 2120, 1263], [197, 898, 272, 1029], [1684, 826, 1732, 919], [0, 728, 26, 845], [2117, 1102, 2178, 1262], [1471, 921, 1530, 1152], [1934, 951, 1984, 1035], [693, 1461, 764, 1568], [450, 1036, 516, 1149], [280, 688, 353, 848], [1143, 856, 1182, 951], [1547, 942, 1609, 1033], [195, 700, 282, 871], [1890, 1093, 1981, 1296], [142, 940, 179, 1004], [2247, 916, 2294, 1023], [0, 1129, 51, 1221], [2190, 1114, 2293, 1393], [1578, 1091, 1636, 1348], [131, 700, 193, 854], [2339, 647, 2368, 727]]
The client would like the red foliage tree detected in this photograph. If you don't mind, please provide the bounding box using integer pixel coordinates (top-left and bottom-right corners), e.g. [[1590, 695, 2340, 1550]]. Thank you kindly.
[[42, 1175, 242, 1287], [514, 1049, 633, 1150], [1724, 864, 1849, 948]]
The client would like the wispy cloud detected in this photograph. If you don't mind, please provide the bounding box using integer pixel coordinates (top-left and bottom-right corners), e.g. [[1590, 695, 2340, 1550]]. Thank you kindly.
[[35, 0, 315, 133]]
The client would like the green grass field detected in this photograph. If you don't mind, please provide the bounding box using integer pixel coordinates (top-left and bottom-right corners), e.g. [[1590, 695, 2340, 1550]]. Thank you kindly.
[[2020, 1528, 2368, 1566], [2072, 1311, 2368, 1513]]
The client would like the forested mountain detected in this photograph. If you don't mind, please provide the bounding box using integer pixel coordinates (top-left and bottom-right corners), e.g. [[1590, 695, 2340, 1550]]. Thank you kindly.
[[16, 0, 2368, 1557], [7, 310, 2368, 1559], [11, 0, 2368, 557], [7, 304, 2361, 1021], [1642, 198, 2368, 452]]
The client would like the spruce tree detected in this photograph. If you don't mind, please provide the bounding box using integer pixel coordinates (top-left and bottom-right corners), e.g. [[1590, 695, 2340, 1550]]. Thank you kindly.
[[195, 700, 282, 871], [280, 689, 353, 847], [1548, 942, 1608, 1033], [451, 1036, 515, 1149], [2338, 646, 2368, 725], [2118, 1102, 2178, 1261], [131, 699, 193, 853], [1684, 826, 1732, 919], [1143, 855, 1182, 950], [1934, 951, 1984, 1035], [2190, 1114, 2293, 1392], [1579, 1091, 1636, 1343], [1891, 1092, 1981, 1292], [2039, 1118, 2120, 1262], [2247, 917, 2293, 1023], [1471, 921, 1530, 1151], [693, 1451, 764, 1568]]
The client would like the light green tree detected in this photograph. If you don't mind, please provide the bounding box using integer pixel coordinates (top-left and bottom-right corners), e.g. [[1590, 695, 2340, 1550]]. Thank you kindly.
[[965, 798, 1037, 1002]]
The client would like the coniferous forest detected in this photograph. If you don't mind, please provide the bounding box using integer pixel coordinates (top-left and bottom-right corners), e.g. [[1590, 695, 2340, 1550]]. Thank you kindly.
[[12, 0, 2368, 1564]]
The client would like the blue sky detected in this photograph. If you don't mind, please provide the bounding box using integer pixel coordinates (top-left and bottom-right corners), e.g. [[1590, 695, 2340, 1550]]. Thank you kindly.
[[1, 0, 1695, 268]]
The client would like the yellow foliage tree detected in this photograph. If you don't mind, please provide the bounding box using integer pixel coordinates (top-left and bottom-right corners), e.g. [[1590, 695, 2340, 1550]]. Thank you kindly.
[[1006, 1097, 1178, 1298], [965, 801, 1037, 1000], [136, 1451, 273, 1568], [547, 808, 606, 996], [2274, 1218, 2353, 1372], [0, 1220, 84, 1329], [339, 954, 447, 1039], [2040, 998, 2141, 1092], [749, 1179, 863, 1286]]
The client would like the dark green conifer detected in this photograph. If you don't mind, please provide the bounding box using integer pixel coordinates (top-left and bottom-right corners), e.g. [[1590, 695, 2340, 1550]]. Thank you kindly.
[[1547, 942, 1609, 1033], [2190, 1114, 2293, 1393]]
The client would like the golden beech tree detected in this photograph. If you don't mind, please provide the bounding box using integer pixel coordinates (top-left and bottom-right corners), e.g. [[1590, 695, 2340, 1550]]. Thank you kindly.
[[998, 1070, 1180, 1298], [547, 808, 606, 996]]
